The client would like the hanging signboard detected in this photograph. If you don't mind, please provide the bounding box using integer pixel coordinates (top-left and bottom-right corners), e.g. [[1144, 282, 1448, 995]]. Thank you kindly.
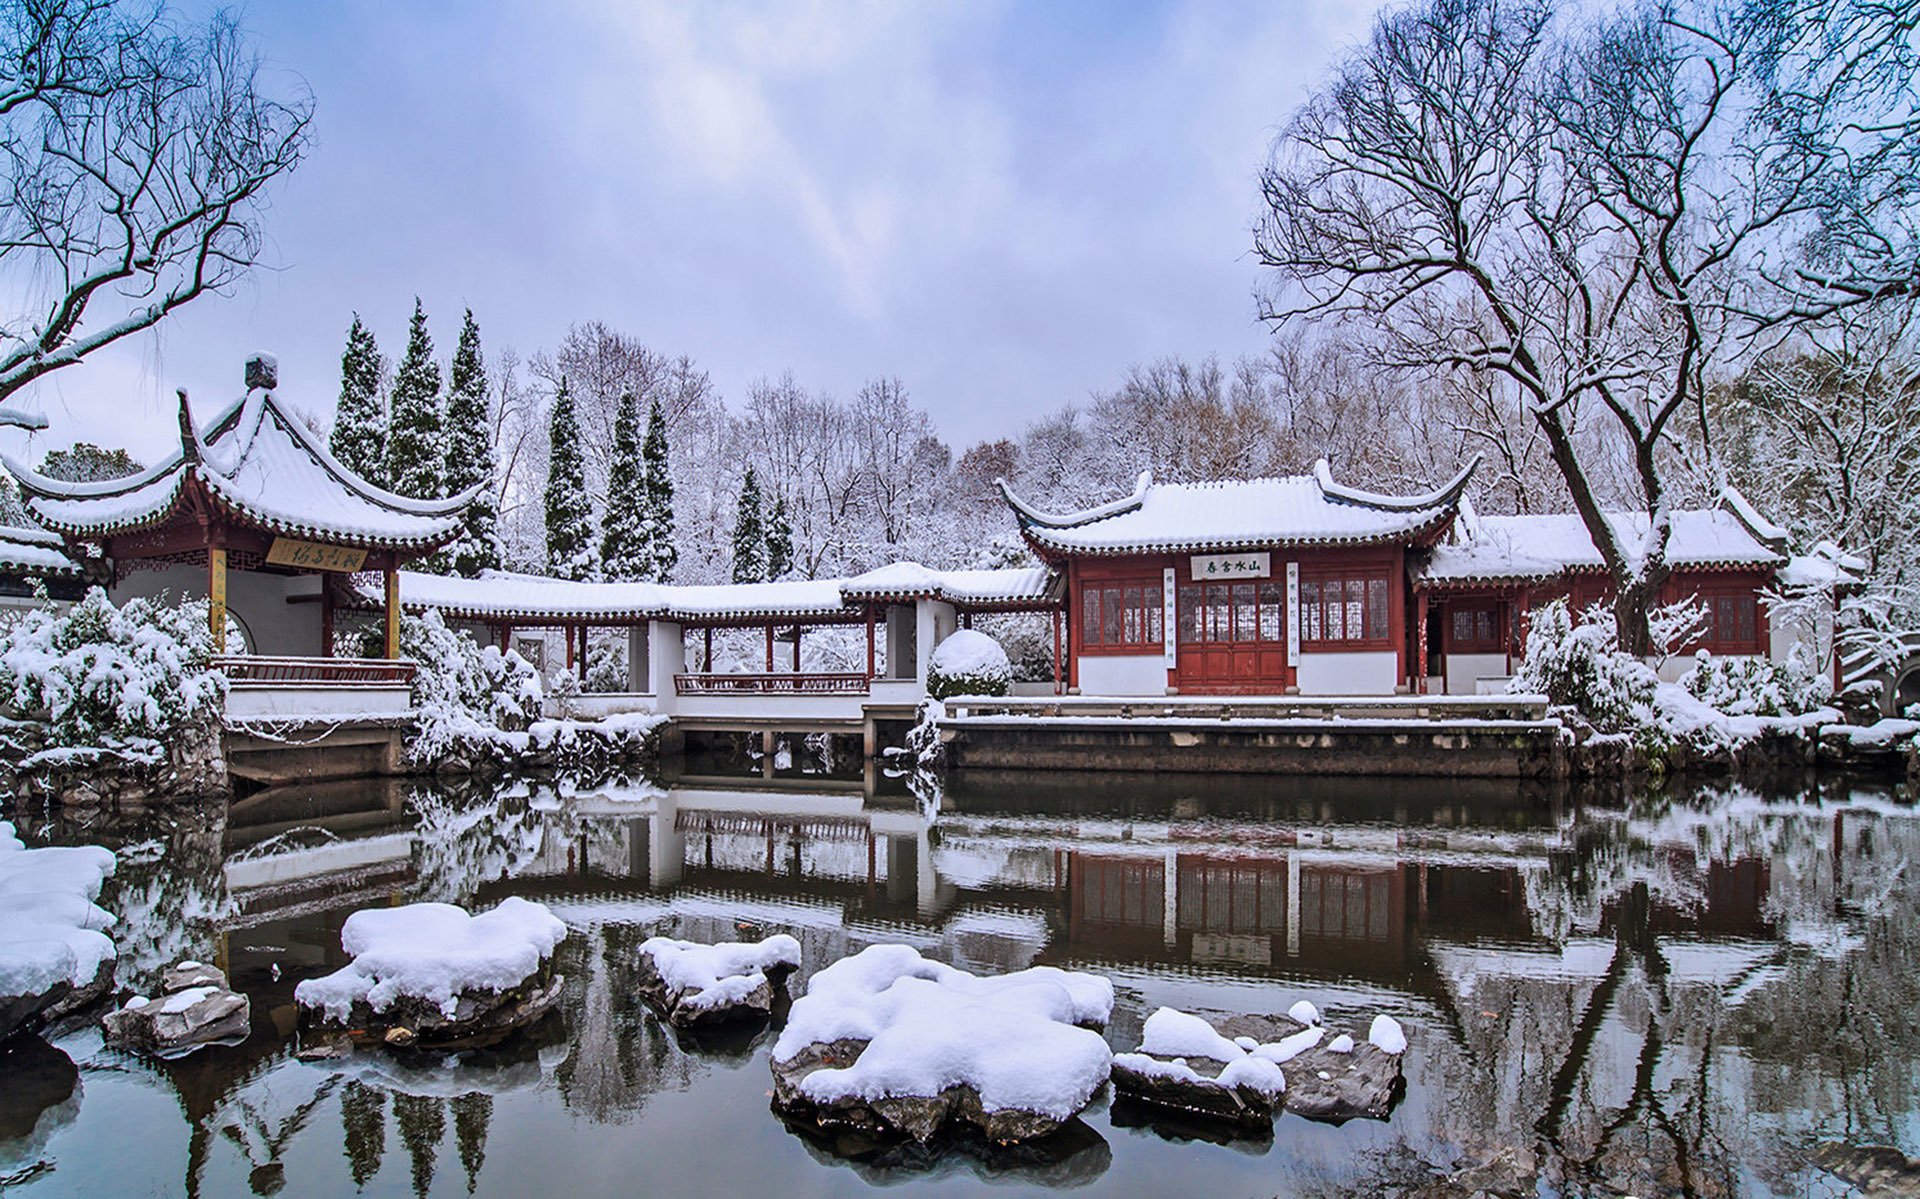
[[1286, 561, 1300, 666], [266, 537, 368, 573], [1191, 551, 1271, 580], [1162, 567, 1177, 665]]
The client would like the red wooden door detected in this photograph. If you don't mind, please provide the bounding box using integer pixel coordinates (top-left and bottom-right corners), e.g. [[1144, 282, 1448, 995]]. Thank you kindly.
[[1175, 578, 1290, 693]]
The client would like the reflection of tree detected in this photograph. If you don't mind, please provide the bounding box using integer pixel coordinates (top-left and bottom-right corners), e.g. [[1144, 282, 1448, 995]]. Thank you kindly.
[[391, 1092, 445, 1199], [451, 1093, 491, 1194], [408, 782, 545, 904], [214, 1075, 339, 1197], [555, 923, 699, 1123], [339, 1080, 386, 1189]]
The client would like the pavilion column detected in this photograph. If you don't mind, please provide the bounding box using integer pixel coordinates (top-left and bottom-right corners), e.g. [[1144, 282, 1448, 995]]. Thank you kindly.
[[499, 623, 511, 653], [704, 627, 714, 672], [1415, 590, 1429, 694], [865, 606, 876, 679], [1052, 607, 1063, 695], [320, 579, 335, 658], [383, 564, 400, 659], [566, 625, 577, 673], [792, 626, 801, 671], [208, 545, 228, 655], [765, 625, 774, 671]]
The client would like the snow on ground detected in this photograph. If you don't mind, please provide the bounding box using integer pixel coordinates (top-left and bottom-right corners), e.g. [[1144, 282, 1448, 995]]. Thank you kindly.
[[772, 944, 1114, 1120], [1820, 718, 1919, 748], [638, 934, 801, 1014], [0, 822, 117, 999], [294, 896, 566, 1021]]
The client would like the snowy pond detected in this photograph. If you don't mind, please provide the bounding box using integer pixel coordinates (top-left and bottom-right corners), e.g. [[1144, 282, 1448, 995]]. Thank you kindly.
[[2, 771, 1916, 1198]]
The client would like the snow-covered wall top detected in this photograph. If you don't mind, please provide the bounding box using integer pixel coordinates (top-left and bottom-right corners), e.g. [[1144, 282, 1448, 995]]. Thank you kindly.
[[4, 391, 476, 552], [348, 562, 1060, 624], [996, 458, 1474, 557], [0, 524, 84, 577]]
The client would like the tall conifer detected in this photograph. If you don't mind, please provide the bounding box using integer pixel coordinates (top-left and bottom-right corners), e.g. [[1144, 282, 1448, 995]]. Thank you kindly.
[[382, 298, 444, 499], [766, 494, 793, 579], [330, 314, 386, 485], [731, 467, 767, 583], [641, 398, 676, 583], [598, 393, 649, 580], [443, 308, 500, 576], [544, 378, 596, 580]]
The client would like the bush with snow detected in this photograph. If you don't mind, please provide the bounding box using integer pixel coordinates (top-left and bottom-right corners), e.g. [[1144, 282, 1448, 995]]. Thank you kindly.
[[1510, 599, 1661, 740], [0, 588, 224, 762], [398, 610, 543, 767], [926, 629, 1012, 700], [1682, 647, 1830, 717]]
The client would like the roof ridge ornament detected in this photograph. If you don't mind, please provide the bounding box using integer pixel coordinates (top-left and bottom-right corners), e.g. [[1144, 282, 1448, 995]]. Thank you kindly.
[[176, 390, 200, 466], [1314, 455, 1480, 511], [995, 468, 1153, 530]]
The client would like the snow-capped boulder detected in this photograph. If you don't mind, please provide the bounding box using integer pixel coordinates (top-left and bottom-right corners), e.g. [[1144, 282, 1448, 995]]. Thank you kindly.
[[295, 897, 566, 1051], [770, 944, 1114, 1145], [1110, 1008, 1288, 1132], [0, 824, 117, 1041], [1208, 1006, 1406, 1124], [637, 934, 801, 1029], [102, 961, 249, 1058]]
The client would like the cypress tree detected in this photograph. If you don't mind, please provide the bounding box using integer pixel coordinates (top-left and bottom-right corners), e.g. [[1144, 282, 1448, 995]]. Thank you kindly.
[[598, 393, 649, 581], [382, 298, 445, 499], [330, 313, 386, 485], [766, 493, 793, 579], [641, 398, 676, 583], [731, 467, 767, 583], [544, 377, 596, 580], [442, 308, 500, 577]]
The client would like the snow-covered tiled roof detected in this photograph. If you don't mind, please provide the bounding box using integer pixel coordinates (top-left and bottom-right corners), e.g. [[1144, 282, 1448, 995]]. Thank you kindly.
[[351, 563, 1062, 624], [4, 391, 476, 552], [0, 524, 83, 577], [997, 458, 1476, 558], [1418, 506, 1789, 588]]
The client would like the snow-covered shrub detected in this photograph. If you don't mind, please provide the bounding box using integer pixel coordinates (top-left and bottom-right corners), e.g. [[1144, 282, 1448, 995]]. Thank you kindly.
[[400, 610, 542, 766], [1682, 647, 1829, 717], [1510, 599, 1660, 737], [585, 650, 627, 694], [926, 629, 1012, 699], [0, 588, 225, 756]]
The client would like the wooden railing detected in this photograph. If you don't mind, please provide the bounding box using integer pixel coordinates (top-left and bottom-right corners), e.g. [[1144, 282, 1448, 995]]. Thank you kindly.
[[215, 655, 417, 686], [674, 671, 870, 697], [942, 693, 1552, 723]]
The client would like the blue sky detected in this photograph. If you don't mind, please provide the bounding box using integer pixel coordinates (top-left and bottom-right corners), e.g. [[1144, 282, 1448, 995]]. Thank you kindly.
[[3, 0, 1383, 464]]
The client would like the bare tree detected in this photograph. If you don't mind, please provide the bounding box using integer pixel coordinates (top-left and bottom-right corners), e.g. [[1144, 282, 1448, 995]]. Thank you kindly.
[[1254, 0, 1904, 651], [0, 0, 311, 423]]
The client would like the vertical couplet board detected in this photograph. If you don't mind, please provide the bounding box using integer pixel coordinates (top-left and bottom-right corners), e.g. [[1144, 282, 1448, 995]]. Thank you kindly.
[[208, 546, 228, 655], [383, 567, 401, 660], [1162, 567, 1177, 667], [1285, 561, 1300, 667]]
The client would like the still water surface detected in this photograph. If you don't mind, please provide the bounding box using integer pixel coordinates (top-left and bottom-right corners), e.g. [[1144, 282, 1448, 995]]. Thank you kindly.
[[2, 771, 1915, 1198]]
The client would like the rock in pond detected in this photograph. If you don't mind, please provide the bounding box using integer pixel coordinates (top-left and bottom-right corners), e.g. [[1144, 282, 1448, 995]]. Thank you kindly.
[[0, 823, 117, 1042], [637, 934, 801, 1029], [1218, 1010, 1406, 1123], [769, 944, 1114, 1146], [102, 961, 250, 1058], [294, 897, 567, 1052]]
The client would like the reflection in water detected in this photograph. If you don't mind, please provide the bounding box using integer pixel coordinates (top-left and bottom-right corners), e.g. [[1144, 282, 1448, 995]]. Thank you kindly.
[[1, 771, 1917, 1196]]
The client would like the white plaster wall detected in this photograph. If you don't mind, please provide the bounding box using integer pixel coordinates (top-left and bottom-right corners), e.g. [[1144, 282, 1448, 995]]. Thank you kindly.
[[915, 600, 957, 685], [869, 679, 925, 705], [111, 564, 321, 656], [627, 627, 649, 691], [1295, 651, 1399, 695], [1444, 652, 1509, 696], [1077, 654, 1168, 696], [646, 621, 686, 715], [885, 606, 914, 679]]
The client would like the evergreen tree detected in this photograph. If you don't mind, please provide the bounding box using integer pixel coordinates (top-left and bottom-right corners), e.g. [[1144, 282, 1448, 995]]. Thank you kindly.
[[766, 493, 793, 579], [544, 378, 596, 580], [442, 308, 500, 577], [382, 298, 444, 500], [598, 393, 649, 580], [641, 398, 676, 583], [330, 313, 386, 485], [731, 467, 767, 583]]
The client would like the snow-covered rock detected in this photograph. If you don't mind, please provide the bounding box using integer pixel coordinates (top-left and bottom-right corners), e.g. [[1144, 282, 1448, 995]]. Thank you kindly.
[[102, 961, 249, 1058], [637, 934, 801, 1029], [1110, 1008, 1288, 1132], [0, 823, 117, 1040], [1368, 1014, 1407, 1054], [295, 897, 566, 1051], [770, 944, 1114, 1144]]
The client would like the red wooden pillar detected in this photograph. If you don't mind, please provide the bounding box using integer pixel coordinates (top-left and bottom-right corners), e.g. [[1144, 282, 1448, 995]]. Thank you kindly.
[[962, 611, 973, 630], [765, 625, 775, 670], [703, 627, 713, 672], [1415, 591, 1429, 693], [792, 625, 801, 671], [865, 606, 877, 679], [499, 623, 511, 653]]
